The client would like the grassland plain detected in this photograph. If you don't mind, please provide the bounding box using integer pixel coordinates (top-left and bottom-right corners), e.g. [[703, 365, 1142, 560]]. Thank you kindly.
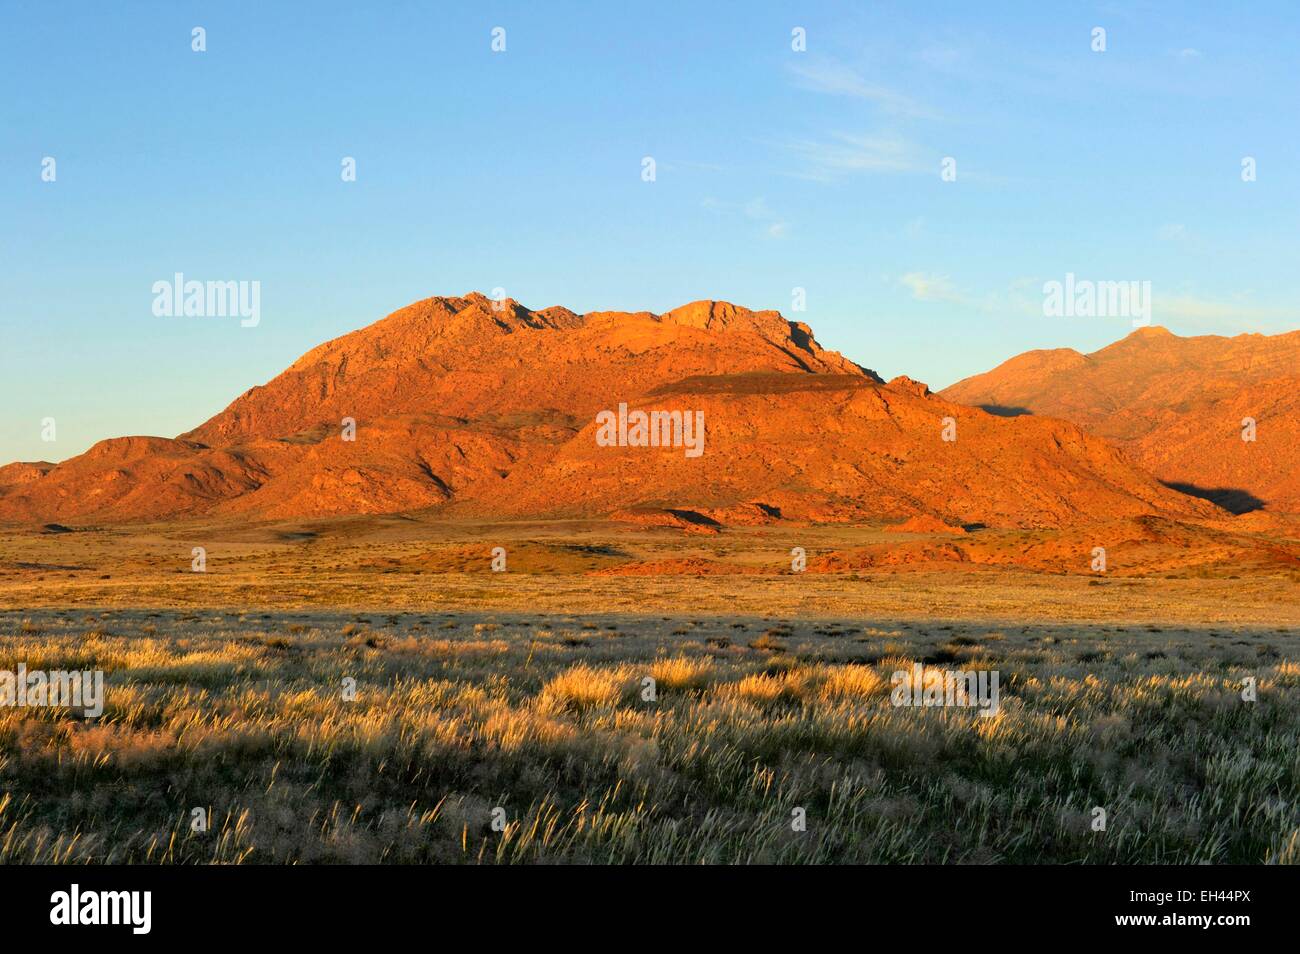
[[0, 610, 1296, 864], [0, 519, 1296, 864]]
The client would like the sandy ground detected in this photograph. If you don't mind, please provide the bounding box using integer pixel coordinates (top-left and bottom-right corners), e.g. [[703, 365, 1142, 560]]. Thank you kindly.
[[0, 516, 1296, 626], [0, 517, 1295, 863]]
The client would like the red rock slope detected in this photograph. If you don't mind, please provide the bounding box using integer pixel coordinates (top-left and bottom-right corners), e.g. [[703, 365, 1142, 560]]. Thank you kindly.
[[942, 327, 1300, 514], [0, 296, 1222, 528]]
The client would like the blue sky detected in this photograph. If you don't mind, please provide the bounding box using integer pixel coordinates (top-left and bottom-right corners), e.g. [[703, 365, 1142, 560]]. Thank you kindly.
[[3, 1, 1298, 463]]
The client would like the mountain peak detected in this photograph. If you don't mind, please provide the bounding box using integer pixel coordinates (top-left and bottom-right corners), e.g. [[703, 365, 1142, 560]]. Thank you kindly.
[[939, 321, 1300, 514], [661, 300, 759, 330], [1126, 324, 1176, 339], [174, 292, 868, 447], [0, 293, 1232, 528]]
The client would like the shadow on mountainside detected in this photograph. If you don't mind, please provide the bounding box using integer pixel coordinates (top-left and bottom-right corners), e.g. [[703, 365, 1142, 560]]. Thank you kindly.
[[1162, 482, 1265, 515]]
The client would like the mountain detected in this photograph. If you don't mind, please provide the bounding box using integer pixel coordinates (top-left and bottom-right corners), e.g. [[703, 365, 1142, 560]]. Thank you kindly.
[[0, 295, 1223, 528], [942, 326, 1300, 513]]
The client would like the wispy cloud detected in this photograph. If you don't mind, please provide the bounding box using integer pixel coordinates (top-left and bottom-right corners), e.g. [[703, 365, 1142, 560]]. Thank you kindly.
[[1154, 293, 1293, 331], [701, 196, 789, 239], [899, 272, 968, 305], [787, 58, 939, 119], [975, 277, 1293, 333], [781, 131, 927, 181]]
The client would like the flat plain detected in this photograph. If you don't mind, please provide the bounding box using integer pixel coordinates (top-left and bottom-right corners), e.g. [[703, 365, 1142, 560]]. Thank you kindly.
[[0, 517, 1295, 863]]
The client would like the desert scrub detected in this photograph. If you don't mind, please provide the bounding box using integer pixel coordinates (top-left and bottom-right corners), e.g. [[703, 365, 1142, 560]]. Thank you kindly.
[[0, 608, 1294, 864], [649, 656, 714, 692], [538, 664, 639, 713]]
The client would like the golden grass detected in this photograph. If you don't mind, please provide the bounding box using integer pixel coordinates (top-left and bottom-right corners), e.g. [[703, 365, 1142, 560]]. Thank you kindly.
[[649, 656, 714, 691], [539, 665, 636, 712], [0, 606, 1294, 864]]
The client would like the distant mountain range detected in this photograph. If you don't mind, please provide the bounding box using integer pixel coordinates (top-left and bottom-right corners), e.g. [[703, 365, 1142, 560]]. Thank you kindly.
[[943, 325, 1300, 514], [3, 294, 1292, 530]]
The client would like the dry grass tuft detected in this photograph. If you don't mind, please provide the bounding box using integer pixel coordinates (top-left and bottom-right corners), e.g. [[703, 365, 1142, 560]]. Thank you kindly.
[[0, 607, 1292, 864]]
